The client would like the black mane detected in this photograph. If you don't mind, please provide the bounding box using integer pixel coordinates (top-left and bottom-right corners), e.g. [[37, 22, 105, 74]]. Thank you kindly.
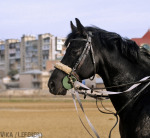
[[65, 26, 150, 63]]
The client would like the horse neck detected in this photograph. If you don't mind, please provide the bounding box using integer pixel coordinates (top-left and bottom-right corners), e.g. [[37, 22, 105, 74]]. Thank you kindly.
[[96, 49, 149, 113]]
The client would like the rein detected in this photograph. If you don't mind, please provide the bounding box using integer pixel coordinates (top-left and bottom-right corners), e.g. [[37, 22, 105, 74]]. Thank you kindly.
[[70, 76, 150, 138]]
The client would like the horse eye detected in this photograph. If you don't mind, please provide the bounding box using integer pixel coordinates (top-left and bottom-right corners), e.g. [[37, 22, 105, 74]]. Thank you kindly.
[[71, 50, 80, 56]]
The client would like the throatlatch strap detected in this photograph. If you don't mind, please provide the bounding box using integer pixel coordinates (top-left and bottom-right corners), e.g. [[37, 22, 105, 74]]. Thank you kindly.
[[70, 89, 100, 138]]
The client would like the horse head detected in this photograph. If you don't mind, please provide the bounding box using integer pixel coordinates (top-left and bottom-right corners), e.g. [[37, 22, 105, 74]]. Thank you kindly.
[[48, 18, 97, 95]]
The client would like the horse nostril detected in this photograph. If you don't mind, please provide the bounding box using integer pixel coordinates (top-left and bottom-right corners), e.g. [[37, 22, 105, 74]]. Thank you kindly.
[[49, 81, 55, 91]]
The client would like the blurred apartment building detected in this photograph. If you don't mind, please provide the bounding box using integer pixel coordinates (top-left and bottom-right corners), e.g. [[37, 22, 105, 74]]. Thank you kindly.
[[0, 40, 5, 78], [5, 39, 21, 75], [0, 33, 66, 77]]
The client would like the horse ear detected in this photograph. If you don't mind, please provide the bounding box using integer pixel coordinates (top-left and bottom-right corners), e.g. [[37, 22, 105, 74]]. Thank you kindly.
[[70, 21, 77, 32], [75, 18, 86, 35]]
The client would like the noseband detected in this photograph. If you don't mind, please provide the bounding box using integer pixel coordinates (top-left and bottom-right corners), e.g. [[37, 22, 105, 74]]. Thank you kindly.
[[55, 31, 96, 89]]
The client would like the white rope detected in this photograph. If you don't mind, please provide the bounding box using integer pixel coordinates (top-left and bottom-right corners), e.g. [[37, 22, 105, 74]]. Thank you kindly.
[[74, 76, 150, 96], [70, 89, 100, 138]]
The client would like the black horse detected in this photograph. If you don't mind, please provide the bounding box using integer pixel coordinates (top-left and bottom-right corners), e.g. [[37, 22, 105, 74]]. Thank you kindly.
[[48, 18, 150, 138]]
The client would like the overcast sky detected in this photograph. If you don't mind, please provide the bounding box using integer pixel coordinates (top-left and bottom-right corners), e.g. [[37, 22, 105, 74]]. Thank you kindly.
[[0, 0, 150, 40]]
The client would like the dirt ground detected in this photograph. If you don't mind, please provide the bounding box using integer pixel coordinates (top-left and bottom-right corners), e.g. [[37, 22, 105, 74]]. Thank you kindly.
[[0, 97, 120, 138]]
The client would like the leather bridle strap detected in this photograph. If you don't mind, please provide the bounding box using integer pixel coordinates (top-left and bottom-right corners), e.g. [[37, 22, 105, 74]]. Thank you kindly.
[[71, 32, 96, 80], [55, 31, 96, 81], [116, 81, 150, 115], [75, 41, 91, 70]]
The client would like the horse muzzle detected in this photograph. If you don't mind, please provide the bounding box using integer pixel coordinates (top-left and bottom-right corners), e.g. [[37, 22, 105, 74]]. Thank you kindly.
[[48, 69, 67, 95]]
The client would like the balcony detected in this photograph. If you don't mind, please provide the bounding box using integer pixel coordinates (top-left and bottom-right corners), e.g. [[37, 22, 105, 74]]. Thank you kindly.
[[0, 61, 5, 65], [32, 78, 41, 83], [9, 49, 16, 54], [16, 55, 20, 59]]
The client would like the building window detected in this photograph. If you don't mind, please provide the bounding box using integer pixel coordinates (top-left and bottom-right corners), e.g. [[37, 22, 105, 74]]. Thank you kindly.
[[56, 44, 62, 51], [142, 44, 150, 51], [44, 38, 50, 43]]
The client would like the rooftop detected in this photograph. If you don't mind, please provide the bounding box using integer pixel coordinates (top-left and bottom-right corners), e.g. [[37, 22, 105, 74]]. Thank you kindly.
[[131, 29, 150, 46]]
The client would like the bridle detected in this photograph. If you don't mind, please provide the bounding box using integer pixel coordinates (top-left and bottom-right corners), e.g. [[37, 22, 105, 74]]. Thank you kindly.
[[55, 31, 96, 82], [54, 31, 150, 138]]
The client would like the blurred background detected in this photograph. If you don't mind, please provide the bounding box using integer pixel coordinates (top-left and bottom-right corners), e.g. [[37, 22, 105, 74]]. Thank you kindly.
[[0, 0, 150, 137]]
